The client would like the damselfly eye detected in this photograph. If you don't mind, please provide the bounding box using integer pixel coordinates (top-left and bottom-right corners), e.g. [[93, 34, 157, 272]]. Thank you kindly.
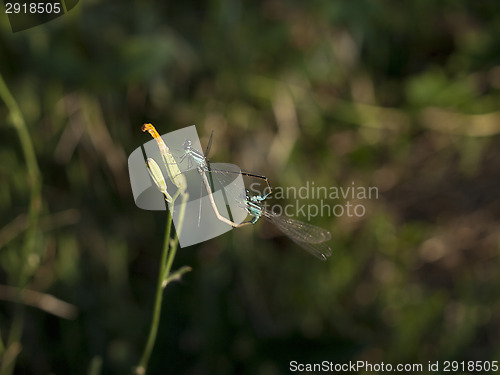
[[183, 140, 192, 150]]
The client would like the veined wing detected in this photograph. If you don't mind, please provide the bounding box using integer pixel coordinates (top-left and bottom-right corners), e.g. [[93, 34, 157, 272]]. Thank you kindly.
[[261, 209, 331, 243], [261, 210, 332, 261]]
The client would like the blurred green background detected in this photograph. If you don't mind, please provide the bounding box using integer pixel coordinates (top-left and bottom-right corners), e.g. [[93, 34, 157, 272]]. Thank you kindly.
[[1, 1, 500, 374]]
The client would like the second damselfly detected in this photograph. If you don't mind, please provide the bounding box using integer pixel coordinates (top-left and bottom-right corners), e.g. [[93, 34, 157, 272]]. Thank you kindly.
[[180, 133, 332, 260]]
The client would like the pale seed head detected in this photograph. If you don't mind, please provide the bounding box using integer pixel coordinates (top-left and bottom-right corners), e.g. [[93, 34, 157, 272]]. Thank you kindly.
[[146, 158, 172, 203]]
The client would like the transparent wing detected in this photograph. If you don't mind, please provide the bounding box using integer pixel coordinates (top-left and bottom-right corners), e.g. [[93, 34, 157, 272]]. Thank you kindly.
[[288, 237, 332, 261], [204, 164, 249, 204], [261, 210, 332, 261], [262, 209, 331, 243]]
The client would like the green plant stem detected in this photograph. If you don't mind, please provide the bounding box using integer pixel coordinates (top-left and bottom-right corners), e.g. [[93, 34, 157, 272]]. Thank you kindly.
[[136, 211, 173, 375], [163, 266, 192, 286], [135, 193, 189, 374], [0, 73, 42, 375], [161, 195, 188, 285], [0, 308, 23, 375], [0, 74, 42, 261]]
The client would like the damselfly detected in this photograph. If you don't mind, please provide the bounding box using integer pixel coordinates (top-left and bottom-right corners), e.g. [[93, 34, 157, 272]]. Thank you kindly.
[[179, 133, 272, 227], [180, 135, 272, 194], [180, 136, 332, 260]]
